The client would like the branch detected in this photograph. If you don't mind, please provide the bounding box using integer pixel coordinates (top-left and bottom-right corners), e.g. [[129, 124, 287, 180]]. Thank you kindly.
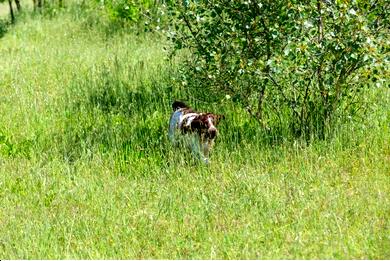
[[268, 73, 288, 102], [299, 70, 317, 132], [181, 13, 206, 54], [317, 0, 324, 43]]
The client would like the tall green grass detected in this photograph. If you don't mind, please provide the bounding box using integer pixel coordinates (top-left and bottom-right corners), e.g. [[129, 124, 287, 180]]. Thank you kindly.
[[0, 6, 389, 259]]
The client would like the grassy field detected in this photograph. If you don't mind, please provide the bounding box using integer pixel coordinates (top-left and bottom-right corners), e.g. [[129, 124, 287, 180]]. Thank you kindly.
[[0, 5, 389, 259]]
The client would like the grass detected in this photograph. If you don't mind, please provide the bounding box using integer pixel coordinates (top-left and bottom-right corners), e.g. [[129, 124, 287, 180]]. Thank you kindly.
[[0, 5, 389, 259]]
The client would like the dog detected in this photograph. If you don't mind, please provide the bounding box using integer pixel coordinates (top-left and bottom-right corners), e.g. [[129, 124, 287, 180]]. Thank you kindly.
[[169, 101, 223, 164]]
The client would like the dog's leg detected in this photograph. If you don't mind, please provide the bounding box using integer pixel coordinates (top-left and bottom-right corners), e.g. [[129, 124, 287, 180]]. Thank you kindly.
[[189, 135, 209, 164], [199, 136, 210, 164], [190, 135, 201, 159], [202, 138, 213, 164], [203, 141, 209, 160]]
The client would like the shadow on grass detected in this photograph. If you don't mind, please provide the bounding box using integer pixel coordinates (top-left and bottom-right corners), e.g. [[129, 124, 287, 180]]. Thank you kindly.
[[43, 62, 299, 169], [44, 65, 177, 165], [0, 18, 10, 38], [0, 130, 34, 159]]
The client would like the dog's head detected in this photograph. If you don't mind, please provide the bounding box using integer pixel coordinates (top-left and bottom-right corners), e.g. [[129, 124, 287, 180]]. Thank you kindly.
[[191, 113, 224, 139]]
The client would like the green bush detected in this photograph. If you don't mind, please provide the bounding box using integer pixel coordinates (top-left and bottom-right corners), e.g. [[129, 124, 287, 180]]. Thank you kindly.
[[95, 0, 157, 23], [167, 0, 389, 139]]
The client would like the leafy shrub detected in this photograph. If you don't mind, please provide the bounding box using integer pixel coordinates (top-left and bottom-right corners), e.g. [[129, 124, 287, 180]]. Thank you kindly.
[[95, 0, 157, 23], [167, 0, 389, 139]]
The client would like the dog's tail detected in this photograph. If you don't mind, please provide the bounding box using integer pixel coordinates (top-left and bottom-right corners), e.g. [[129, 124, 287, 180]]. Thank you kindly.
[[172, 101, 188, 111]]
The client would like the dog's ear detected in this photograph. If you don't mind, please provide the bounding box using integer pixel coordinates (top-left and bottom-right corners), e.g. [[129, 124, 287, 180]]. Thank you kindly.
[[172, 100, 188, 111]]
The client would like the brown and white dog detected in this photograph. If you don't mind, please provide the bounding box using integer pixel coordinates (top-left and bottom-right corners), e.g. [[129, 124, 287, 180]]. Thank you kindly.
[[169, 101, 223, 164]]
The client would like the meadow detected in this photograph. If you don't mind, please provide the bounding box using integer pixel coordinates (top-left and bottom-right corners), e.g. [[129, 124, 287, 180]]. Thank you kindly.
[[0, 3, 389, 259]]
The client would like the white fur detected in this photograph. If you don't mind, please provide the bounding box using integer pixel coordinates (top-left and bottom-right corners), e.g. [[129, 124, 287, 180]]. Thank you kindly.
[[168, 110, 183, 145]]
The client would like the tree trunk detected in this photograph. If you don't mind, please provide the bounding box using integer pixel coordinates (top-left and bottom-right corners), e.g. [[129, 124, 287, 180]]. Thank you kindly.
[[317, 0, 327, 138], [37, 0, 42, 8], [59, 0, 63, 8], [8, 0, 15, 23], [14, 0, 21, 11], [32, 0, 37, 11]]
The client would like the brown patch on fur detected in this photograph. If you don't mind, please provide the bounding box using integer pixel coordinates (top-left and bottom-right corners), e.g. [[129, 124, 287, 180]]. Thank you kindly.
[[181, 113, 222, 139]]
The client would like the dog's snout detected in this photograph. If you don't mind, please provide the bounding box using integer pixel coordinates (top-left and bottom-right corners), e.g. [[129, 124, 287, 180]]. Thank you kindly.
[[208, 128, 217, 138]]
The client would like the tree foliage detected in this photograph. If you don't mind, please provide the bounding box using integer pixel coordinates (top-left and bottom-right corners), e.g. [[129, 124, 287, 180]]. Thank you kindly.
[[167, 0, 389, 138], [94, 0, 159, 23]]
